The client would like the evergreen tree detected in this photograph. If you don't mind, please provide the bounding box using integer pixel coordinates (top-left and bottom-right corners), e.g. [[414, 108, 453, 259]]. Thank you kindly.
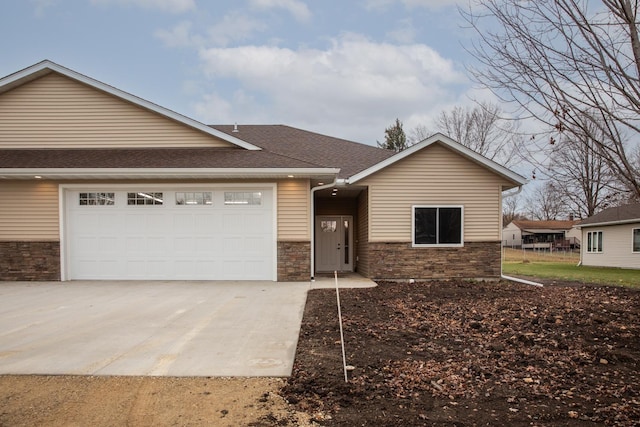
[[378, 118, 407, 152]]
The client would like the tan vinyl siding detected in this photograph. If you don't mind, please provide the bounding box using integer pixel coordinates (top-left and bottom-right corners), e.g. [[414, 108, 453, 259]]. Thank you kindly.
[[0, 73, 234, 148], [582, 224, 640, 269], [357, 189, 370, 276], [0, 181, 59, 240], [360, 143, 510, 242], [277, 179, 309, 240]]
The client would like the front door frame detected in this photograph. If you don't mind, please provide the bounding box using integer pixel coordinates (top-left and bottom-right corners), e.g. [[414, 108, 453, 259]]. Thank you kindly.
[[315, 215, 354, 273]]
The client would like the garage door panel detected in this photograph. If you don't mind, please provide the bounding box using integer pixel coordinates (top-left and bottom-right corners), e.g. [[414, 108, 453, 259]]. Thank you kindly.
[[125, 260, 168, 278], [124, 214, 147, 233], [173, 237, 195, 253], [124, 237, 146, 254], [74, 214, 99, 233], [222, 236, 244, 254], [195, 237, 217, 252], [222, 213, 243, 232], [222, 259, 243, 278], [240, 259, 269, 279], [146, 237, 168, 254], [97, 237, 120, 253], [195, 213, 220, 233], [75, 260, 120, 279], [243, 212, 271, 232], [66, 188, 274, 280], [173, 214, 195, 233], [245, 236, 270, 254]]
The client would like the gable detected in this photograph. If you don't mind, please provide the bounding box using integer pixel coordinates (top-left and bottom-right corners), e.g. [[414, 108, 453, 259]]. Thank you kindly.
[[0, 72, 237, 149], [359, 143, 510, 242], [360, 142, 514, 188], [348, 133, 526, 189]]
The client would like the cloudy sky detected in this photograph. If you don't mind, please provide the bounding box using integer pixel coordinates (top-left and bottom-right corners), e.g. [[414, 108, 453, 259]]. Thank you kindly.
[[0, 0, 491, 146]]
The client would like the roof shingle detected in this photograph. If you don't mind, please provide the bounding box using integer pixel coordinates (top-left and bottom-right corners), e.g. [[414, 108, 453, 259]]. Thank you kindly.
[[578, 203, 640, 227], [0, 125, 394, 177], [211, 125, 395, 178]]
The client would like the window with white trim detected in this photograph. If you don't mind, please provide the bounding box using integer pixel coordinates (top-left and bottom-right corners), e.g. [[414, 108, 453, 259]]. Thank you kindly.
[[176, 192, 212, 205], [79, 192, 115, 206], [586, 230, 603, 253], [127, 192, 164, 205], [413, 206, 463, 246], [633, 228, 640, 253], [224, 191, 262, 205]]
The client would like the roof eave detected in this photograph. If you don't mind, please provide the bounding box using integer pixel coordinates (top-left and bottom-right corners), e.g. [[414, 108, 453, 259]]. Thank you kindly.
[[0, 60, 262, 151], [346, 133, 528, 186], [0, 168, 340, 180], [576, 218, 640, 228]]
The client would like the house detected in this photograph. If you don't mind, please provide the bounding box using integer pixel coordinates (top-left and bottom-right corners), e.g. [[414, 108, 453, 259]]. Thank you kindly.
[[576, 203, 640, 269], [503, 220, 581, 250], [0, 60, 527, 282]]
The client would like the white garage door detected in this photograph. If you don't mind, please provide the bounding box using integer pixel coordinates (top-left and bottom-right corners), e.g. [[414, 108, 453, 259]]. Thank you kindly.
[[64, 187, 275, 280]]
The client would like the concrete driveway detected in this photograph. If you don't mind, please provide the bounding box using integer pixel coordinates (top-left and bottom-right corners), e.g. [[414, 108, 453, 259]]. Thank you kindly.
[[0, 281, 309, 377]]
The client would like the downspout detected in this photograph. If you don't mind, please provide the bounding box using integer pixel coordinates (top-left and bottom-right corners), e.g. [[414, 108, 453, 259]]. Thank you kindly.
[[501, 185, 544, 287], [576, 225, 583, 266], [310, 176, 341, 281]]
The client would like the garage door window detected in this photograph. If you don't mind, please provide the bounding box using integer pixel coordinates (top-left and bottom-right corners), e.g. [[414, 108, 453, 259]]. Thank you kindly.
[[224, 191, 262, 205], [176, 192, 213, 205], [79, 192, 115, 206], [127, 192, 164, 205]]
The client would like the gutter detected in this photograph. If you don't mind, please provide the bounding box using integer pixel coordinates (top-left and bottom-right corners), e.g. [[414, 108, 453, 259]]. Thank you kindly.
[[501, 185, 544, 287], [0, 167, 340, 180], [309, 177, 342, 281]]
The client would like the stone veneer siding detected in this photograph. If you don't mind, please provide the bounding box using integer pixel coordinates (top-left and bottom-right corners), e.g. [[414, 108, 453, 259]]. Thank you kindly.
[[0, 241, 61, 281], [277, 241, 310, 281], [368, 241, 501, 280]]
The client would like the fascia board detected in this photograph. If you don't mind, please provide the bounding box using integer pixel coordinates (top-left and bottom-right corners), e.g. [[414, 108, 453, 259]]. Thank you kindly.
[[576, 219, 640, 228], [0, 167, 340, 179], [0, 60, 262, 151], [347, 132, 528, 186]]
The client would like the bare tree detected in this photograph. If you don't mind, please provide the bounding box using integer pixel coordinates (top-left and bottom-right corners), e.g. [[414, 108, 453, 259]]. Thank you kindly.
[[434, 102, 519, 166], [408, 124, 432, 146], [463, 0, 640, 198], [502, 192, 524, 226], [547, 114, 620, 218], [525, 182, 568, 221]]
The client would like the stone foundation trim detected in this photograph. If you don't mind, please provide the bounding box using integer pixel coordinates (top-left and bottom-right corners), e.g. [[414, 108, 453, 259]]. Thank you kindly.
[[368, 241, 501, 280], [277, 241, 311, 282], [0, 241, 61, 281]]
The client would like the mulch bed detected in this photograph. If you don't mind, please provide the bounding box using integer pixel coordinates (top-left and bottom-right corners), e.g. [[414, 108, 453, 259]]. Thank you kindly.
[[282, 280, 640, 426]]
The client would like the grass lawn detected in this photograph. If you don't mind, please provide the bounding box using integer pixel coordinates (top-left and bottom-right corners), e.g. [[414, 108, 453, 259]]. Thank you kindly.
[[502, 248, 639, 288]]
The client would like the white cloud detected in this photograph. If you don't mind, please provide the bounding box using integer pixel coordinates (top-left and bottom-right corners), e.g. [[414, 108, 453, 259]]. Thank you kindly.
[[249, 0, 311, 22], [206, 11, 267, 47], [155, 21, 199, 47], [91, 0, 195, 13], [194, 34, 467, 143], [156, 11, 267, 49]]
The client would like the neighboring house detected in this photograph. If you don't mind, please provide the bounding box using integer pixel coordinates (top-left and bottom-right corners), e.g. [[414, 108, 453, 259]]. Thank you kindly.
[[503, 220, 581, 250], [0, 61, 527, 282], [577, 203, 640, 269]]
